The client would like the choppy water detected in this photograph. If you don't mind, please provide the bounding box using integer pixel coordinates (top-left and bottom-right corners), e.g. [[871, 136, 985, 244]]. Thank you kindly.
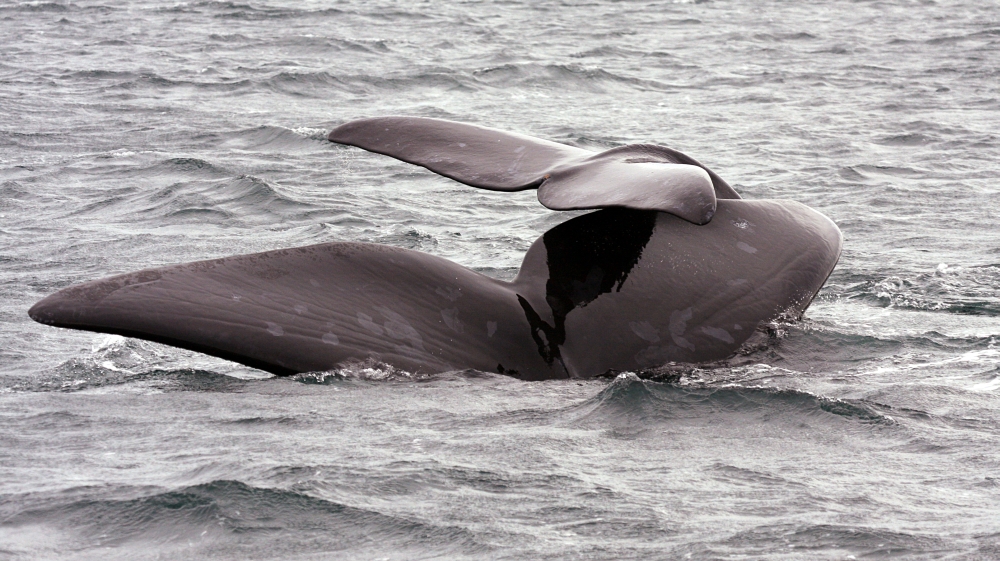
[[2, 0, 1000, 559]]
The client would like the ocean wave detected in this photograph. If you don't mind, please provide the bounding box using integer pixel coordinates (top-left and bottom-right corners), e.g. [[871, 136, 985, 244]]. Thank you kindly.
[[92, 38, 130, 46], [260, 69, 475, 98], [564, 372, 892, 429], [0, 2, 75, 12], [62, 69, 137, 80], [0, 480, 485, 558], [224, 34, 395, 56], [374, 226, 440, 251], [5, 335, 261, 393], [0, 180, 34, 204], [0, 130, 66, 152], [752, 31, 819, 42], [261, 459, 592, 509], [27, 63, 676, 101], [677, 522, 946, 559], [213, 5, 346, 21], [471, 63, 673, 93], [219, 125, 330, 153], [217, 415, 298, 426], [568, 45, 693, 64], [153, 1, 345, 20], [293, 360, 413, 384], [146, 157, 230, 177], [104, 73, 253, 93], [570, 45, 659, 59], [735, 295, 1000, 377], [9, 364, 250, 394], [846, 164, 926, 178], [69, 160, 320, 226], [205, 32, 251, 42], [926, 28, 1000, 45], [289, 357, 481, 385], [709, 462, 807, 488], [842, 264, 1000, 316], [875, 132, 938, 146], [854, 349, 1000, 388]]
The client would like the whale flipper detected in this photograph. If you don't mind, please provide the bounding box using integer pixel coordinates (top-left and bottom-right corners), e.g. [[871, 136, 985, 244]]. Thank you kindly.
[[329, 117, 738, 224], [28, 243, 561, 378]]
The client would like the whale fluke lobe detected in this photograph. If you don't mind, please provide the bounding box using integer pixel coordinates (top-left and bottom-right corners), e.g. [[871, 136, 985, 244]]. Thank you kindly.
[[536, 148, 717, 224], [329, 116, 589, 191], [329, 116, 738, 224], [30, 117, 842, 379]]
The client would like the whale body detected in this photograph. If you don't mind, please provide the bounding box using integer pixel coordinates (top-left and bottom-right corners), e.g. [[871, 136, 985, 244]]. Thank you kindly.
[[29, 117, 842, 379]]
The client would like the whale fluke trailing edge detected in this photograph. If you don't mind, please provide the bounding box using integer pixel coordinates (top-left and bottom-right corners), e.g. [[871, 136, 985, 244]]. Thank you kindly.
[[29, 117, 841, 379]]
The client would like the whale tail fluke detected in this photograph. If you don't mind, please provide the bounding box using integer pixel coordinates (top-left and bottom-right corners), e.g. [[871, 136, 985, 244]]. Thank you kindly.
[[329, 116, 738, 224]]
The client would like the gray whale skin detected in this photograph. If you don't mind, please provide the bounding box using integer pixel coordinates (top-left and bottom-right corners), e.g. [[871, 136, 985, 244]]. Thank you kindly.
[[29, 117, 841, 380]]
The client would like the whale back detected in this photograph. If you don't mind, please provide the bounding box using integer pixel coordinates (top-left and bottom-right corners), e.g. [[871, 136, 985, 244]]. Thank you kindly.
[[512, 200, 842, 376]]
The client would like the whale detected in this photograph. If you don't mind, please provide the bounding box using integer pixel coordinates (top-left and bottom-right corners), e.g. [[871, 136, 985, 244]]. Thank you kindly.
[[28, 117, 842, 379]]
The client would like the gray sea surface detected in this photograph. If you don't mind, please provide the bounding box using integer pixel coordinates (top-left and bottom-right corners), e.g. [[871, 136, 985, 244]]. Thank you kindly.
[[2, 0, 1000, 559]]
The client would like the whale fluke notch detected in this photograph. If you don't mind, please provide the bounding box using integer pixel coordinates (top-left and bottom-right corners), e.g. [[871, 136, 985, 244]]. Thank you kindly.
[[329, 116, 739, 225]]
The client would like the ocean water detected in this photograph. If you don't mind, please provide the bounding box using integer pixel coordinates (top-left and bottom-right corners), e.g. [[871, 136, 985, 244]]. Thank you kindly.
[[2, 0, 1000, 559]]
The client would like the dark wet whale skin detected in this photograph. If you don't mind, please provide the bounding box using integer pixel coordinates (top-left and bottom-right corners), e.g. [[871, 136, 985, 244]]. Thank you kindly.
[[29, 199, 840, 379]]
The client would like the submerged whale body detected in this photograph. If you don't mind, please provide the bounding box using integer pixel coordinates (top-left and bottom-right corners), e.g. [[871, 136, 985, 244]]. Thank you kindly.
[[29, 117, 842, 379]]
